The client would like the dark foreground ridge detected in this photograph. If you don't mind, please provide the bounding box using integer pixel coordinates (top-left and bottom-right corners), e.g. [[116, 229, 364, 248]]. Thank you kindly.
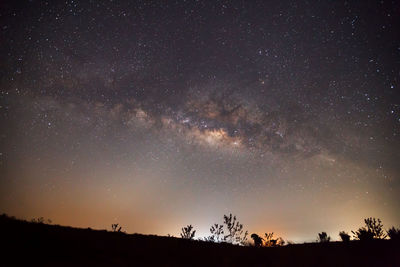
[[1, 215, 399, 267]]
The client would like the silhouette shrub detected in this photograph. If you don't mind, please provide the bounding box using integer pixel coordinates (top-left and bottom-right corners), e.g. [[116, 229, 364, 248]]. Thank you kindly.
[[365, 217, 386, 239], [352, 217, 386, 240], [339, 231, 350, 242], [264, 232, 274, 246], [251, 233, 263, 247], [264, 232, 285, 247], [31, 217, 52, 224], [387, 227, 400, 241], [317, 232, 330, 243], [222, 213, 248, 245], [206, 223, 224, 242], [352, 227, 374, 241], [263, 232, 285, 247], [180, 224, 196, 239], [111, 223, 122, 232], [276, 237, 285, 246]]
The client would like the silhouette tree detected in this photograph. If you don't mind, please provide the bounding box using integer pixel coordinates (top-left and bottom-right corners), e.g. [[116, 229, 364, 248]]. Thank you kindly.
[[180, 224, 196, 240], [339, 231, 350, 242], [352, 217, 386, 240], [111, 223, 122, 232], [317, 232, 331, 243], [387, 227, 400, 241], [222, 213, 248, 245], [207, 223, 224, 242], [251, 233, 263, 247]]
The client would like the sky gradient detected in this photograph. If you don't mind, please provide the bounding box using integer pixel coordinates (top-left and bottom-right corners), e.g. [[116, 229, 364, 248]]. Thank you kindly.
[[1, 0, 399, 242]]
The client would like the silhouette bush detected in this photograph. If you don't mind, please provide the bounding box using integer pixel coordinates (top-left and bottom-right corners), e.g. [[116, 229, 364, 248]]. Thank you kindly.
[[251, 233, 263, 247], [206, 223, 224, 242], [365, 217, 386, 239], [264, 232, 285, 247], [317, 232, 330, 243], [276, 237, 285, 246], [352, 217, 386, 240], [339, 231, 350, 242], [222, 213, 248, 245], [387, 227, 400, 241], [111, 223, 122, 232], [263, 232, 285, 247], [264, 232, 274, 246], [31, 217, 52, 224], [180, 224, 196, 239], [352, 228, 374, 241]]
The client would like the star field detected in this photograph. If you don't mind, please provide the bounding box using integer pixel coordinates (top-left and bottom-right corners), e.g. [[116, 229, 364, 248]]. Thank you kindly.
[[0, 0, 399, 241]]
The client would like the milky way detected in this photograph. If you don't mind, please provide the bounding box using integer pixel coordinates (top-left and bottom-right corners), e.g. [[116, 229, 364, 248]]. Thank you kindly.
[[1, 0, 399, 241]]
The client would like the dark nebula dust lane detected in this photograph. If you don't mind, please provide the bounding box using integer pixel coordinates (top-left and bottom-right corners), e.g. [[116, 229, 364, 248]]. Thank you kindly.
[[0, 0, 399, 242]]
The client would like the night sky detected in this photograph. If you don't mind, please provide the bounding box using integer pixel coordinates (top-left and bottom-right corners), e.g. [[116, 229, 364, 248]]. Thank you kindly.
[[1, 0, 399, 242]]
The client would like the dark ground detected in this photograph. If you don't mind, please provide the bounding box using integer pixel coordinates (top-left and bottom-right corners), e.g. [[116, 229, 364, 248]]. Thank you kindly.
[[1, 214, 399, 267]]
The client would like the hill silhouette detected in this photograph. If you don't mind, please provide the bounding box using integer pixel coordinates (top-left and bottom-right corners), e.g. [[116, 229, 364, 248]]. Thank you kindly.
[[1, 214, 399, 266]]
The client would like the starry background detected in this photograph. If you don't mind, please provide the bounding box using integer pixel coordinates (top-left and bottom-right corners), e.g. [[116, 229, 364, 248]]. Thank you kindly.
[[0, 0, 399, 242]]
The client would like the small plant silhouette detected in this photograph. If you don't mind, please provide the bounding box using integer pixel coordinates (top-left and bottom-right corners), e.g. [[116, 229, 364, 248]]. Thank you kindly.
[[31, 217, 44, 223], [31, 217, 52, 224], [387, 227, 400, 241], [111, 223, 122, 232], [339, 231, 350, 242], [251, 233, 263, 247], [207, 223, 224, 242], [317, 232, 331, 243], [262, 232, 285, 246], [222, 213, 248, 245], [180, 224, 196, 239], [352, 217, 386, 240], [276, 237, 285, 246], [264, 232, 276, 246]]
